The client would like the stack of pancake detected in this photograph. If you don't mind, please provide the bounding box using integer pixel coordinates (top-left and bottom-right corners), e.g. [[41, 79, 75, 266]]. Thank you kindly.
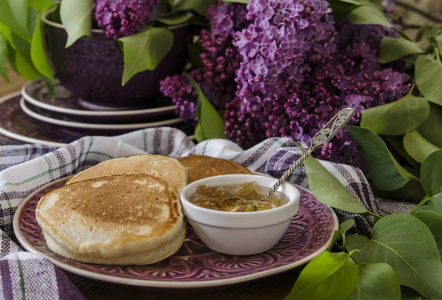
[[36, 154, 251, 265]]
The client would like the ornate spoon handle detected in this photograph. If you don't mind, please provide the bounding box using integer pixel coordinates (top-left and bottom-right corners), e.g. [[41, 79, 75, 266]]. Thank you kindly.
[[260, 107, 354, 201]]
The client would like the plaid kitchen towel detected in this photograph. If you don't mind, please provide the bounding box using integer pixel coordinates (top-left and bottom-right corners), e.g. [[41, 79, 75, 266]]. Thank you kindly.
[[0, 127, 414, 299]]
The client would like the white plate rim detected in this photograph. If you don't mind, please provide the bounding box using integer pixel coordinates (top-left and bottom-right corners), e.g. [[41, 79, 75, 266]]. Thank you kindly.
[[21, 80, 177, 118], [20, 98, 183, 130], [13, 176, 339, 288], [0, 92, 67, 147]]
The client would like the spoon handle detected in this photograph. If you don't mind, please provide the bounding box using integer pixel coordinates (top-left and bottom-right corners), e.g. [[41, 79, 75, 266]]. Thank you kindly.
[[260, 108, 354, 201]]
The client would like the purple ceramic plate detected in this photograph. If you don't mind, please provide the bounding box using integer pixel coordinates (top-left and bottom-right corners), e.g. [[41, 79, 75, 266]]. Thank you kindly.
[[21, 80, 177, 123], [13, 177, 338, 288], [0, 92, 86, 146]]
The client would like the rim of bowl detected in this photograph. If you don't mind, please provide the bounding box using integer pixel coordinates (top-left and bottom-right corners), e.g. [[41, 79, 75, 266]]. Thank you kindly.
[[180, 174, 300, 216]]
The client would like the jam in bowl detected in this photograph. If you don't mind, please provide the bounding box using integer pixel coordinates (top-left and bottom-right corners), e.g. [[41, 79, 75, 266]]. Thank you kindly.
[[180, 174, 300, 255]]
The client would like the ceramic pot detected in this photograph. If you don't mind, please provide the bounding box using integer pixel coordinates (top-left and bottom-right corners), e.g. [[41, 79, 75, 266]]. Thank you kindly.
[[42, 10, 189, 109]]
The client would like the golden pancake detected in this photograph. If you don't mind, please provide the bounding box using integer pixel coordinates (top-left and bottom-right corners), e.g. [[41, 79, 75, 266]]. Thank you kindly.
[[66, 155, 187, 194], [177, 155, 252, 183], [36, 173, 185, 265]]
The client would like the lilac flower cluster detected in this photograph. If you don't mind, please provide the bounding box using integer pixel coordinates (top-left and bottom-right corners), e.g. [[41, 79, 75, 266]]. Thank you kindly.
[[94, 0, 159, 40], [160, 2, 248, 125], [160, 0, 410, 167]]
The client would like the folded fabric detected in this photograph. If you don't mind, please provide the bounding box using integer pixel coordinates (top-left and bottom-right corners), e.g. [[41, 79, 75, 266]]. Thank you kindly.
[[0, 126, 410, 299]]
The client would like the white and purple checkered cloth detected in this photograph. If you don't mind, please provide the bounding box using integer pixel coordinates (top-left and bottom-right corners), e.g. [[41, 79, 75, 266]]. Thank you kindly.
[[0, 127, 414, 299]]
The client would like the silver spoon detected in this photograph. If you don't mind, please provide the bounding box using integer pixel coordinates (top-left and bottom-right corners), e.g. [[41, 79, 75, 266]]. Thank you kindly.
[[260, 107, 355, 201]]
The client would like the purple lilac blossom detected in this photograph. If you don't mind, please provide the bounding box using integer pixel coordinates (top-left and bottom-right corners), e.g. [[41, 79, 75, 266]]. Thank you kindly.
[[160, 1, 248, 127], [93, 0, 159, 40], [160, 0, 410, 168]]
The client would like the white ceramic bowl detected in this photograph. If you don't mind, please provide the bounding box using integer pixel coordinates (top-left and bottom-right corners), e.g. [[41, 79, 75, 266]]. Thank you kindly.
[[180, 174, 300, 255]]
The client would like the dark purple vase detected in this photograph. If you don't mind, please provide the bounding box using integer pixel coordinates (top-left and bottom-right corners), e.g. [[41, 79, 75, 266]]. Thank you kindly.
[[42, 11, 189, 109]]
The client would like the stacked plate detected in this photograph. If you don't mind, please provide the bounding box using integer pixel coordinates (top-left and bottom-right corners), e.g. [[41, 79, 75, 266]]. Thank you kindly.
[[0, 79, 187, 146]]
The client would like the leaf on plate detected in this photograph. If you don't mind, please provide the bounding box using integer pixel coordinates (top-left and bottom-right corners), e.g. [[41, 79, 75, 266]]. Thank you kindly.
[[346, 263, 401, 300], [415, 54, 442, 106], [304, 156, 367, 213], [60, 0, 93, 47], [186, 75, 226, 141], [119, 26, 174, 85], [360, 94, 429, 135], [287, 251, 359, 300], [421, 149, 442, 197], [346, 126, 419, 192], [378, 37, 423, 63], [346, 214, 442, 299]]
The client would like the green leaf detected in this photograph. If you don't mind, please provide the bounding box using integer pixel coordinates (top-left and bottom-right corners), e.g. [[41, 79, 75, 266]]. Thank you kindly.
[[223, 0, 249, 4], [346, 263, 401, 300], [414, 209, 442, 259], [30, 13, 53, 78], [10, 30, 39, 80], [28, 0, 51, 11], [421, 149, 442, 197], [436, 35, 442, 56], [328, 219, 356, 251], [415, 54, 442, 105], [328, 0, 359, 23], [360, 94, 429, 135], [346, 3, 392, 28], [417, 193, 442, 215], [400, 286, 426, 300], [287, 251, 359, 300], [175, 0, 217, 16], [417, 102, 442, 148], [340, 219, 355, 235], [14, 50, 39, 79], [304, 156, 367, 213], [0, 0, 30, 40], [194, 123, 206, 141], [186, 75, 226, 141], [378, 37, 423, 63], [347, 214, 442, 299], [346, 126, 419, 191], [0, 32, 9, 82], [403, 130, 439, 163], [119, 26, 174, 85], [386, 135, 421, 171], [60, 0, 93, 47], [157, 13, 193, 26], [371, 178, 426, 203]]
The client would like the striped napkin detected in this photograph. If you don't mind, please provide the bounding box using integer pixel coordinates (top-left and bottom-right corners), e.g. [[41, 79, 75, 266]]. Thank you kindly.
[[0, 127, 412, 299]]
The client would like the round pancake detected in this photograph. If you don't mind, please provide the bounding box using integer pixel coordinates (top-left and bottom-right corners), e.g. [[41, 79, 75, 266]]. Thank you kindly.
[[177, 155, 252, 183], [36, 173, 185, 265], [66, 155, 187, 194]]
